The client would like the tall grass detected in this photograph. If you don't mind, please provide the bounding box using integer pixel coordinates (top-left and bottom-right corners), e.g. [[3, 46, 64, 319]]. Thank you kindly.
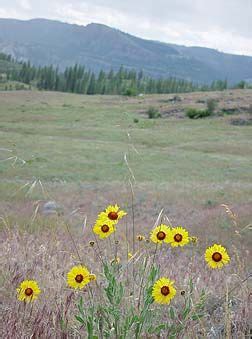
[[1, 201, 251, 338]]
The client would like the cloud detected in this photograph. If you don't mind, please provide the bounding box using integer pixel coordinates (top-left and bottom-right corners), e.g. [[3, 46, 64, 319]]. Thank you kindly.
[[19, 0, 31, 11], [0, 0, 252, 55]]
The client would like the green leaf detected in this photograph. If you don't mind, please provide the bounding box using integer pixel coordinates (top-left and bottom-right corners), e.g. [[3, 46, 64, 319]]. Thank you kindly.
[[78, 296, 84, 315], [148, 324, 166, 334], [182, 305, 191, 320], [75, 315, 84, 324], [87, 320, 93, 338], [189, 278, 193, 294], [169, 306, 175, 320], [191, 313, 205, 321]]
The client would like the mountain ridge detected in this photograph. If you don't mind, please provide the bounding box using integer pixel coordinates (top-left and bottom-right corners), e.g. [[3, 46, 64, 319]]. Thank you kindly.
[[0, 18, 252, 84]]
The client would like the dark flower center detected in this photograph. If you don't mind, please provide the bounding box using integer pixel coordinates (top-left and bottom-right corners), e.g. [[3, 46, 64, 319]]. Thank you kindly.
[[174, 234, 183, 242], [212, 252, 222, 262], [157, 231, 166, 240], [101, 224, 110, 233], [108, 211, 118, 220], [75, 274, 84, 283], [25, 288, 33, 296], [161, 286, 170, 296]]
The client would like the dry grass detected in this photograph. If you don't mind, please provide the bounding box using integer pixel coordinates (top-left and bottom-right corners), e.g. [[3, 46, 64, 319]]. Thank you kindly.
[[0, 205, 251, 337]]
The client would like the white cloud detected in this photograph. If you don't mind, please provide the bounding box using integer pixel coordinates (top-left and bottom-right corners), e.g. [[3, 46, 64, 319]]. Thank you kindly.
[[19, 0, 31, 11], [0, 6, 25, 19], [51, 2, 128, 27]]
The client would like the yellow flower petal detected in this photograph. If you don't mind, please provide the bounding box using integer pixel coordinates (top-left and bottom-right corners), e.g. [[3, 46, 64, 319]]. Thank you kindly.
[[150, 224, 171, 244], [67, 265, 92, 289], [98, 204, 127, 224], [167, 226, 190, 247], [17, 280, 41, 302], [152, 277, 176, 304], [93, 219, 116, 239], [205, 244, 230, 269]]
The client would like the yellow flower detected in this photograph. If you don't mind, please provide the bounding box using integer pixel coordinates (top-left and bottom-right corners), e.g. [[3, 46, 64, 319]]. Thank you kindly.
[[93, 219, 116, 239], [150, 224, 170, 244], [67, 265, 92, 289], [17, 280, 41, 302], [98, 204, 127, 224], [167, 226, 189, 247], [205, 244, 230, 269], [128, 252, 133, 259], [152, 277, 176, 304]]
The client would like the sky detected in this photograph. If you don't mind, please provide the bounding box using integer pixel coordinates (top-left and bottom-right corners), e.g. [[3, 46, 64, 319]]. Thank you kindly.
[[0, 0, 252, 56]]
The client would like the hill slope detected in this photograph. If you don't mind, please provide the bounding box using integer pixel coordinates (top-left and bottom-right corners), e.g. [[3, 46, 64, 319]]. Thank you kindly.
[[0, 18, 252, 84]]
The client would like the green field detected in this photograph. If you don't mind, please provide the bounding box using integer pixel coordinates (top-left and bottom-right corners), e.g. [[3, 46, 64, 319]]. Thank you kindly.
[[0, 90, 251, 236]]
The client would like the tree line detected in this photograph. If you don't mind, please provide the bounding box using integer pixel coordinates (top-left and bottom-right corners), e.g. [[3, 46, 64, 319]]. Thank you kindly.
[[1, 53, 236, 95]]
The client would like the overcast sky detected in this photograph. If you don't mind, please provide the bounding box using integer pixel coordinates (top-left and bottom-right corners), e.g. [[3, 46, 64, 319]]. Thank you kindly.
[[0, 0, 252, 56]]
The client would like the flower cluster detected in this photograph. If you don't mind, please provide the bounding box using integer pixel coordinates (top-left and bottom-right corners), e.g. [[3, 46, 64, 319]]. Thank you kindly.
[[16, 204, 230, 307], [93, 204, 127, 239], [150, 224, 190, 247]]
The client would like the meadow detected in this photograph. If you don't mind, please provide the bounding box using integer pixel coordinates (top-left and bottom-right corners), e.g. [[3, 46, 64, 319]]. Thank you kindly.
[[0, 89, 252, 337]]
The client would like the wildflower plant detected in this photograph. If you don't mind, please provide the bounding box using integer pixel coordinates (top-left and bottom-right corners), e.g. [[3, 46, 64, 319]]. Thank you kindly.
[[98, 204, 127, 224], [93, 219, 116, 239], [150, 224, 170, 244], [152, 277, 176, 304], [167, 226, 190, 247], [14, 200, 252, 338], [205, 244, 230, 269], [67, 265, 95, 289], [17, 280, 41, 302]]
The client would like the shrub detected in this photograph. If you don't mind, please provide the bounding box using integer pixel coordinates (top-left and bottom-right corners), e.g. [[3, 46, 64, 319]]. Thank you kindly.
[[147, 106, 161, 119], [185, 108, 211, 119], [206, 99, 217, 114], [133, 118, 139, 123], [124, 87, 137, 96]]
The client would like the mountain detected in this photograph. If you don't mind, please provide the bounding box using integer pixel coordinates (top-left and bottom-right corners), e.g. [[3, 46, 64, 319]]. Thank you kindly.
[[0, 18, 252, 84]]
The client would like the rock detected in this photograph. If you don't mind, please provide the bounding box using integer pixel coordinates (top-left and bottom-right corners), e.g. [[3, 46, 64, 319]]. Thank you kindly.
[[42, 201, 63, 216]]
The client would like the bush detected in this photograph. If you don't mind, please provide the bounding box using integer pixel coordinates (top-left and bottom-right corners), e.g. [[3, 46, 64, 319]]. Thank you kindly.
[[133, 118, 139, 123], [185, 108, 211, 119], [147, 106, 161, 119], [206, 99, 217, 114], [123, 87, 137, 96]]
